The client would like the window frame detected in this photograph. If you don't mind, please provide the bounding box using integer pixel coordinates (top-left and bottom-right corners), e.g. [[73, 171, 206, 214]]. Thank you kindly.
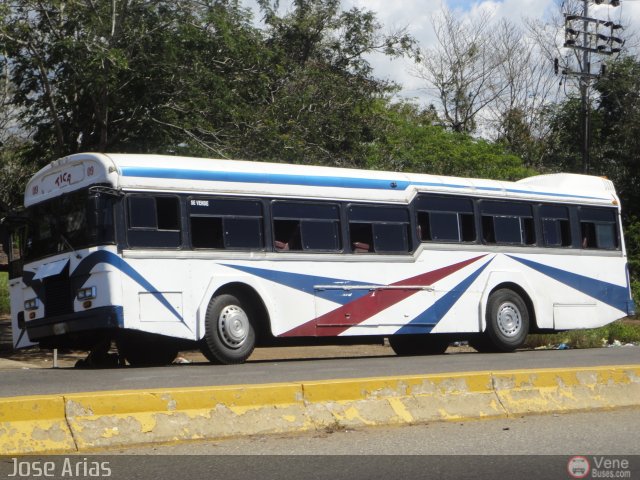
[[347, 204, 412, 254], [578, 206, 620, 250], [415, 194, 476, 244], [125, 194, 182, 249], [188, 196, 265, 251], [479, 200, 536, 246], [271, 201, 342, 253]]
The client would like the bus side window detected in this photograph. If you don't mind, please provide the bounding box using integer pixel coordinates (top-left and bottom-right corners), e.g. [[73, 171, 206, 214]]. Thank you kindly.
[[348, 205, 410, 254], [415, 194, 476, 243], [127, 195, 181, 248], [271, 202, 340, 253], [540, 205, 571, 248], [480, 201, 535, 246], [189, 198, 263, 250], [579, 207, 619, 250]]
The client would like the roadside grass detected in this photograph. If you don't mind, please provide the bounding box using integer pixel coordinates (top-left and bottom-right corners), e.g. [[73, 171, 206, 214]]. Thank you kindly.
[[0, 272, 9, 316], [525, 319, 640, 349]]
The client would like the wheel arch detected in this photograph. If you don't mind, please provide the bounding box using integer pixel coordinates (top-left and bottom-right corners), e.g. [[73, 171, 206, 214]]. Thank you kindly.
[[206, 282, 272, 345], [487, 282, 537, 332], [479, 272, 540, 333]]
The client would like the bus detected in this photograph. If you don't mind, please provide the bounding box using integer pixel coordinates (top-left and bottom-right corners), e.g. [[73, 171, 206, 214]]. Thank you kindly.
[[1, 153, 635, 365]]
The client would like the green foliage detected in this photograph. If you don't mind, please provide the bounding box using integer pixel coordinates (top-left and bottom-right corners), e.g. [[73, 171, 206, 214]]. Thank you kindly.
[[0, 0, 417, 175], [0, 137, 35, 210], [525, 320, 640, 350], [0, 272, 8, 316], [365, 103, 536, 180]]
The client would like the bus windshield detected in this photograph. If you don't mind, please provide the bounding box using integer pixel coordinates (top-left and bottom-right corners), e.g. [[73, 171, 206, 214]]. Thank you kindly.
[[23, 189, 116, 262]]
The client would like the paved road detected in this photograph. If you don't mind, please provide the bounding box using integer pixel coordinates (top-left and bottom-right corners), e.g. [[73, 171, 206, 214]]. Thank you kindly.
[[0, 346, 638, 397], [1, 410, 637, 480]]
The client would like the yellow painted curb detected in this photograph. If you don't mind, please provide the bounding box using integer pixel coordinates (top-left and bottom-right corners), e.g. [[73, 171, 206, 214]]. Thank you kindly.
[[302, 372, 503, 427], [0, 364, 638, 454], [64, 383, 309, 450], [0, 395, 75, 454], [492, 365, 640, 414]]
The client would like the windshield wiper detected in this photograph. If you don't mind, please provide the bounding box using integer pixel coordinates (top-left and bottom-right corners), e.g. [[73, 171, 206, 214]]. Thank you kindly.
[[58, 231, 82, 259]]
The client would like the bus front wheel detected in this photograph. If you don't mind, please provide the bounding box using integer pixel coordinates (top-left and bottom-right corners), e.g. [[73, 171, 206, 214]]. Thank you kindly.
[[201, 293, 256, 364], [485, 289, 529, 352]]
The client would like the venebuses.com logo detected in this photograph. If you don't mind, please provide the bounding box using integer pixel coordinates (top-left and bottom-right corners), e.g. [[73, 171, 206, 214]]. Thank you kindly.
[[568, 456, 591, 478], [568, 456, 632, 479]]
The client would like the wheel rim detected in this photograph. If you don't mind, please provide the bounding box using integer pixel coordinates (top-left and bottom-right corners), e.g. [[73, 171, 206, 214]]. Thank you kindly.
[[218, 305, 250, 349], [496, 301, 522, 338]]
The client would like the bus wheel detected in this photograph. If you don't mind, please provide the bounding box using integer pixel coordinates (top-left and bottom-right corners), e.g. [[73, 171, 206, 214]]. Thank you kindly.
[[117, 335, 179, 367], [485, 289, 529, 352], [201, 293, 256, 365], [388, 335, 449, 356]]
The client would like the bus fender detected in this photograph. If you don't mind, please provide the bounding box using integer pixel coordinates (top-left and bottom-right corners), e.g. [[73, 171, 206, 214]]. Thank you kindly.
[[195, 274, 277, 341], [478, 271, 549, 332]]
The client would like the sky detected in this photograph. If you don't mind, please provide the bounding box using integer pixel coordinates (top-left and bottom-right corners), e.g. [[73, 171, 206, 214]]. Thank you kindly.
[[241, 0, 640, 105]]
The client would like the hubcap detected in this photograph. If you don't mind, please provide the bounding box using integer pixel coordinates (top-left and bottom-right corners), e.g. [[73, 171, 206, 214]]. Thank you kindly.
[[218, 305, 249, 349], [496, 302, 522, 338]]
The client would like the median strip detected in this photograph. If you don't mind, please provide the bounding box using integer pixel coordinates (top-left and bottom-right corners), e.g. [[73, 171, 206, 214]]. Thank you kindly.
[[1, 365, 638, 454]]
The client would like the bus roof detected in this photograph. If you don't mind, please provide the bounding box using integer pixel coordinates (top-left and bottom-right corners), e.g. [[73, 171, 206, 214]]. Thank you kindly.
[[24, 152, 619, 207]]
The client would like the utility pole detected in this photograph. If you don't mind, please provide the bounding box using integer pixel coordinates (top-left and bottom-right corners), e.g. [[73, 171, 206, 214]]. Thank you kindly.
[[560, 0, 623, 174]]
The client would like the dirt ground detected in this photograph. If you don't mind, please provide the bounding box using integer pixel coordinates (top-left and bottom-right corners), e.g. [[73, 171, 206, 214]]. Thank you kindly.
[[2, 315, 637, 369], [0, 316, 404, 368]]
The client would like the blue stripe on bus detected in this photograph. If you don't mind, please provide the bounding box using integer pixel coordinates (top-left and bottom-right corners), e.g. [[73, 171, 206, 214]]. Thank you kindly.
[[508, 255, 631, 312], [221, 263, 378, 305], [120, 166, 608, 201], [122, 166, 411, 191], [74, 250, 186, 325], [394, 258, 493, 335]]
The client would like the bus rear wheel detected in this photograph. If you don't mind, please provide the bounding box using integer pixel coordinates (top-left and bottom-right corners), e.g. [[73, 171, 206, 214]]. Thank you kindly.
[[485, 289, 529, 352], [201, 293, 256, 365], [388, 335, 449, 356]]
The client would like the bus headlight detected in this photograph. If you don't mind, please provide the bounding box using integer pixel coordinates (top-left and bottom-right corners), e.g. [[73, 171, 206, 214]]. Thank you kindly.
[[77, 286, 97, 300], [24, 298, 39, 311]]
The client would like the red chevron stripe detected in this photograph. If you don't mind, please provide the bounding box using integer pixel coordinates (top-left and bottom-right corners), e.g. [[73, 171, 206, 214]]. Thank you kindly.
[[281, 255, 486, 337]]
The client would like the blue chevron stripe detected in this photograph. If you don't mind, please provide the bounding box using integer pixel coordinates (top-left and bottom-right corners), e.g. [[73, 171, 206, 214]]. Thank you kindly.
[[508, 255, 631, 312], [394, 258, 493, 334], [221, 263, 378, 305]]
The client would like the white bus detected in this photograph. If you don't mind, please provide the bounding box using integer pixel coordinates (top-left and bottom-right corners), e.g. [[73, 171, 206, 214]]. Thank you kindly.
[[2, 153, 635, 365]]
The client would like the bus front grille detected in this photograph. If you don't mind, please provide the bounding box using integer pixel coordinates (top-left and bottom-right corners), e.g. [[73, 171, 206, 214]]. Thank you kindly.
[[44, 271, 73, 317]]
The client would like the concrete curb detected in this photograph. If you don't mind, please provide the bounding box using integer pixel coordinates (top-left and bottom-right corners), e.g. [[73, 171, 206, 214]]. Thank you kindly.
[[1, 365, 639, 454]]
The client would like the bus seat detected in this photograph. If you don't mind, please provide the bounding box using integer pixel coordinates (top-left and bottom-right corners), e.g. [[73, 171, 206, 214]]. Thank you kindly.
[[352, 241, 370, 253], [275, 240, 289, 251]]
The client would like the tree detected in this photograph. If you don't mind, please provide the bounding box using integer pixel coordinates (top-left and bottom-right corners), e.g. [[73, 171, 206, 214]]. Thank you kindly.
[[364, 102, 535, 181], [593, 56, 640, 219], [414, 9, 508, 134], [0, 0, 273, 161], [245, 0, 417, 167], [0, 0, 417, 171]]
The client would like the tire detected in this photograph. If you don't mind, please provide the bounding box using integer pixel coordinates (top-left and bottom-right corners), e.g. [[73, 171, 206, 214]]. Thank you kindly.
[[201, 293, 256, 365], [117, 334, 179, 367], [485, 289, 529, 352], [388, 335, 449, 356]]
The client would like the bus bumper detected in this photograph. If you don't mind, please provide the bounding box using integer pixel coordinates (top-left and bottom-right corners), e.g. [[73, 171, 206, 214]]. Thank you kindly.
[[26, 306, 124, 343]]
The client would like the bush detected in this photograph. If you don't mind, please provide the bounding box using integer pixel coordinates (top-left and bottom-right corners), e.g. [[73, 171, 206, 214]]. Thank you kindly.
[[0, 272, 9, 316], [525, 320, 640, 349]]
